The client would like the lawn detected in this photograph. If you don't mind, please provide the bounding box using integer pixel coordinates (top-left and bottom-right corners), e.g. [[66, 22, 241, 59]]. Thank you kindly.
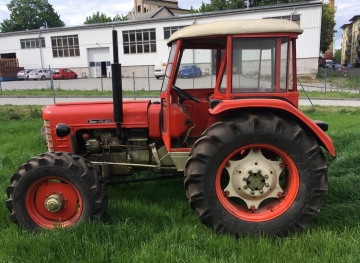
[[0, 106, 360, 262], [1, 87, 360, 100]]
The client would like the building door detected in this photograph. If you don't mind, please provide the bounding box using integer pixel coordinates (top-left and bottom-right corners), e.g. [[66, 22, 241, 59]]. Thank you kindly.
[[88, 48, 110, 78]]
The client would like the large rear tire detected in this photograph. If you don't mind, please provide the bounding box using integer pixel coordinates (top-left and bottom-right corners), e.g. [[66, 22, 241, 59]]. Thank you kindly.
[[185, 112, 328, 236], [6, 152, 107, 231]]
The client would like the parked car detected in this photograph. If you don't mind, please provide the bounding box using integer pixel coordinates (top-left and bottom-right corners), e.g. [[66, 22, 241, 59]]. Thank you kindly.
[[17, 69, 33, 80], [154, 62, 166, 79], [28, 69, 52, 80], [52, 68, 78, 79], [178, 64, 202, 78]]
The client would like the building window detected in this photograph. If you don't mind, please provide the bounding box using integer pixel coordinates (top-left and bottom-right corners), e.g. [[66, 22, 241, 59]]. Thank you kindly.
[[264, 15, 301, 25], [51, 35, 80, 58], [20, 38, 45, 49], [164, 26, 186, 39], [123, 29, 156, 54]]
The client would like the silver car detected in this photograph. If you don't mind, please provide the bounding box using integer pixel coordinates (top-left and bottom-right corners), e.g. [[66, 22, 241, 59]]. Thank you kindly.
[[17, 69, 33, 80], [28, 69, 52, 80]]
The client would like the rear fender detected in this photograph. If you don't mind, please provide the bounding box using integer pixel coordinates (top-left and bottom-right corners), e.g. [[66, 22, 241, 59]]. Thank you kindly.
[[208, 99, 335, 157]]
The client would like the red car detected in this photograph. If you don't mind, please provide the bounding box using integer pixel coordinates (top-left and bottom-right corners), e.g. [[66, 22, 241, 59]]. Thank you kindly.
[[52, 68, 78, 79]]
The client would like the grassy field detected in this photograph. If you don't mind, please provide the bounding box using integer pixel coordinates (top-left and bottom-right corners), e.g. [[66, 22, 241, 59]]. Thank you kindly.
[[1, 88, 360, 100], [0, 88, 160, 97], [1, 106, 360, 262]]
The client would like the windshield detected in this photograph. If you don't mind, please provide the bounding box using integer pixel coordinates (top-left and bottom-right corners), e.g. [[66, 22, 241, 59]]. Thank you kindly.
[[161, 42, 177, 92], [174, 48, 217, 91]]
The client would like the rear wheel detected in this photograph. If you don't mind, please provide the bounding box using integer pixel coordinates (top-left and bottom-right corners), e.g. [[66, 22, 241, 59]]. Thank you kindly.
[[6, 152, 107, 231], [41, 75, 46, 80], [61, 76, 65, 80], [185, 112, 328, 236]]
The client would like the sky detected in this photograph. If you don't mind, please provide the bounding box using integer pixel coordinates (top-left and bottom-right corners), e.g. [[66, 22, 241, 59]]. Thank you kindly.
[[0, 0, 358, 50]]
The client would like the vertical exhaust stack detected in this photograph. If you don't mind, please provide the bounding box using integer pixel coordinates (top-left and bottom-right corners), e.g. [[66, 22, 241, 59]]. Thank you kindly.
[[111, 29, 123, 139]]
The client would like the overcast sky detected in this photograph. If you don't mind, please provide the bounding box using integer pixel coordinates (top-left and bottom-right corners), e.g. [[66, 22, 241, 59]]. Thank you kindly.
[[0, 0, 358, 49]]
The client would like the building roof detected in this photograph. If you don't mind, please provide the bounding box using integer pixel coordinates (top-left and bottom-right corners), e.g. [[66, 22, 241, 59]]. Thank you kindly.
[[340, 23, 351, 29], [130, 6, 175, 21], [349, 15, 360, 22], [167, 19, 303, 44], [0, 1, 321, 37]]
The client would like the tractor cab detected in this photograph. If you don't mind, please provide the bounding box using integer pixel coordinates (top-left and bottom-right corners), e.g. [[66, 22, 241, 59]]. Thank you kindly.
[[159, 19, 303, 152]]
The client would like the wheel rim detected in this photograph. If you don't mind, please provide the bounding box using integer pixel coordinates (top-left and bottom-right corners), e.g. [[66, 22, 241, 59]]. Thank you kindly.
[[215, 144, 299, 222], [26, 176, 83, 228]]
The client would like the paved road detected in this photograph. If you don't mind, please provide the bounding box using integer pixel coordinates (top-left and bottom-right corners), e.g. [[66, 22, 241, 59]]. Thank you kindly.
[[0, 96, 358, 106], [1, 75, 356, 93], [1, 76, 358, 106]]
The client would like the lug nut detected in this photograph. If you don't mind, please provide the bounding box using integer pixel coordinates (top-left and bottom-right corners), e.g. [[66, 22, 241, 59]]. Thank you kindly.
[[264, 175, 269, 179], [257, 170, 261, 174], [250, 191, 254, 195], [243, 185, 248, 190], [265, 183, 269, 187], [243, 177, 247, 181], [259, 190, 263, 194], [248, 170, 253, 174]]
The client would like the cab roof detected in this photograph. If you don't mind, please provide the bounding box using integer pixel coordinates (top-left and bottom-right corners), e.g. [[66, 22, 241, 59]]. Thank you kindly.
[[167, 19, 303, 45]]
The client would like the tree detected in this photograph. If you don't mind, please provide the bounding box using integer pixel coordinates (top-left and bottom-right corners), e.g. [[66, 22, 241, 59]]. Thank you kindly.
[[320, 3, 336, 55], [113, 14, 128, 22], [190, 0, 314, 11], [84, 12, 128, 25], [0, 0, 65, 33], [334, 48, 341, 63]]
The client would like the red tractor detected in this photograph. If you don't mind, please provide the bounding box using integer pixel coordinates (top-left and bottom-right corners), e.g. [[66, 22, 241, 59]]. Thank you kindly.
[[6, 19, 335, 236]]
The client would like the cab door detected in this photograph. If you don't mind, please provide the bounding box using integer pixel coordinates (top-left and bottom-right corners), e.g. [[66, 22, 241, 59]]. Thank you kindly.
[[160, 41, 181, 151]]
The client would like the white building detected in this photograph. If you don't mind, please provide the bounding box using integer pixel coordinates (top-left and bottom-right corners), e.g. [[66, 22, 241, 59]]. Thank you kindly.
[[0, 1, 322, 78]]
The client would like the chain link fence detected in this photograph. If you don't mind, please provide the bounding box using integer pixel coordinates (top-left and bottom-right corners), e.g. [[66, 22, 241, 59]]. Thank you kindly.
[[1, 66, 360, 105], [0, 66, 166, 105], [315, 67, 360, 92]]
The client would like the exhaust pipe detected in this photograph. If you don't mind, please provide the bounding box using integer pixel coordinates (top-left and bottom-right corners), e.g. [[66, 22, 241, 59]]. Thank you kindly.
[[111, 29, 123, 139]]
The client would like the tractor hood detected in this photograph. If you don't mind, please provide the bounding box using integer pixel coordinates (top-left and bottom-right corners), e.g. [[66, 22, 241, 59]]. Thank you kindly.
[[42, 100, 151, 129]]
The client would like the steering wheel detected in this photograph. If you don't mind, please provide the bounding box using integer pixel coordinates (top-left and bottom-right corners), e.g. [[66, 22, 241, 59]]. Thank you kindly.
[[172, 85, 201, 103]]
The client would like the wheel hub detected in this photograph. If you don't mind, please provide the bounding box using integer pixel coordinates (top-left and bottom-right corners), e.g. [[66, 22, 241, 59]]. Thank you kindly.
[[224, 148, 285, 209], [246, 171, 265, 191], [44, 194, 64, 213]]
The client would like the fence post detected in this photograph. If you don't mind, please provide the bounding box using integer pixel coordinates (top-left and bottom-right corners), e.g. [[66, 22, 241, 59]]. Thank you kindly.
[[100, 74, 103, 91], [133, 72, 136, 100], [324, 67, 327, 93], [148, 67, 150, 91], [49, 65, 56, 104], [0, 80, 2, 92]]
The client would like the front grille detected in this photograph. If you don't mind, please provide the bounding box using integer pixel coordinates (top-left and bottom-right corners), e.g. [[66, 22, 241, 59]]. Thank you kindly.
[[43, 120, 54, 152]]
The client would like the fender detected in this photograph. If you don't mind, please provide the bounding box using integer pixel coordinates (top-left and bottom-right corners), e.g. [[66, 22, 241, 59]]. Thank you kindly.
[[208, 99, 335, 157]]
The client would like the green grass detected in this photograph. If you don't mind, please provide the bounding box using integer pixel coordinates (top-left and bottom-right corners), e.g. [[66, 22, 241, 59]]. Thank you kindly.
[[329, 75, 360, 90], [0, 88, 160, 97], [2, 88, 360, 99], [299, 90, 360, 99], [1, 106, 360, 262]]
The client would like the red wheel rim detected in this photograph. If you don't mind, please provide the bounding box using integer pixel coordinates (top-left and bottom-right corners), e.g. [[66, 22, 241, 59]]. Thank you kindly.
[[215, 144, 299, 222], [26, 176, 83, 229]]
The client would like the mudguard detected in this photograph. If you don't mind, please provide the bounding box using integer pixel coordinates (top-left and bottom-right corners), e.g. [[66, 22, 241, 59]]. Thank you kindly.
[[209, 99, 335, 157]]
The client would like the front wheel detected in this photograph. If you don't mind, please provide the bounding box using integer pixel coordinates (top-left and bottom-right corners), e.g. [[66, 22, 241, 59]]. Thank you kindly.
[[6, 152, 107, 231], [185, 112, 328, 237]]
